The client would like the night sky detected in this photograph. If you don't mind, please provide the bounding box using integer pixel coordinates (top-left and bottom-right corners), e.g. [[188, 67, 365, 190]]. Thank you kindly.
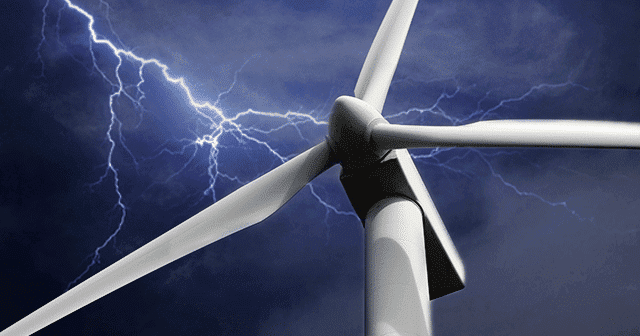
[[1, 0, 640, 335]]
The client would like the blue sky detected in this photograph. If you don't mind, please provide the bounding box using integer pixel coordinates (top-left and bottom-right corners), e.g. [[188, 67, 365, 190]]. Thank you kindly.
[[1, 0, 639, 334]]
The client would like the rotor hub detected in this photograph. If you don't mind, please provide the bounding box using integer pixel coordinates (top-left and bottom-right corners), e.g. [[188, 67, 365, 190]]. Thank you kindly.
[[328, 96, 390, 170]]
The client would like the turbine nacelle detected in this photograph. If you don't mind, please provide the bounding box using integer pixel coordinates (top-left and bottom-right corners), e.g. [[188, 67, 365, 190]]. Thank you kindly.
[[328, 95, 467, 301], [328, 96, 390, 170]]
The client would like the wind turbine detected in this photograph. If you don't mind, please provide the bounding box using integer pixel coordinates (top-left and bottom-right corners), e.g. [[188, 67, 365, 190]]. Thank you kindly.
[[3, 0, 640, 335]]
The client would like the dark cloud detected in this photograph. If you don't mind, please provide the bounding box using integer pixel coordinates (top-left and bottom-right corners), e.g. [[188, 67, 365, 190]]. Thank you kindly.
[[1, 0, 639, 335]]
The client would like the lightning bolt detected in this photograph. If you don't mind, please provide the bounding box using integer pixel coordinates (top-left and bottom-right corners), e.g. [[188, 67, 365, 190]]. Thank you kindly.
[[392, 77, 637, 236], [388, 78, 595, 222], [38, 0, 630, 295], [38, 0, 353, 291]]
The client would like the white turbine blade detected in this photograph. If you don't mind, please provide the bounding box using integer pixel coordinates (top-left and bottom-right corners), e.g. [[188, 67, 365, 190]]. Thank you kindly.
[[372, 120, 640, 149], [354, 0, 419, 112], [1, 141, 336, 336], [393, 149, 466, 293]]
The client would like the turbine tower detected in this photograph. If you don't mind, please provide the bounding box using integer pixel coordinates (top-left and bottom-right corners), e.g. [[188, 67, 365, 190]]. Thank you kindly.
[[3, 0, 640, 335]]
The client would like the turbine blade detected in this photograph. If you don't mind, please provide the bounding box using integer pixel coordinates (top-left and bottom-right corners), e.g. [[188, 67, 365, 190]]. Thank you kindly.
[[393, 149, 466, 298], [354, 0, 419, 112], [1, 141, 336, 336], [372, 120, 640, 149]]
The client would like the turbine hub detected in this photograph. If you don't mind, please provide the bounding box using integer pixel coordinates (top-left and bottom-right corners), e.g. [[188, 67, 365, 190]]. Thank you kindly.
[[328, 96, 390, 170]]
